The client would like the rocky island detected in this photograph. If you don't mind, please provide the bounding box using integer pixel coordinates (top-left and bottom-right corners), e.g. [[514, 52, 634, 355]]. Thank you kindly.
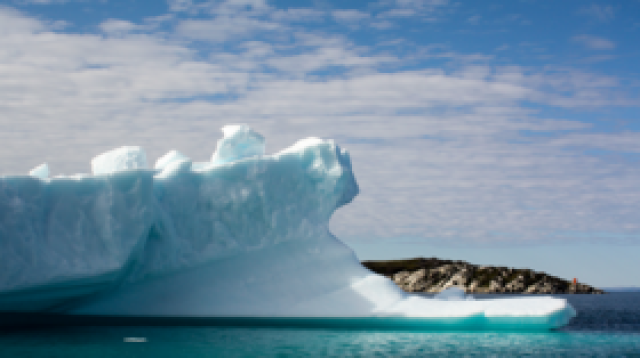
[[363, 258, 604, 294]]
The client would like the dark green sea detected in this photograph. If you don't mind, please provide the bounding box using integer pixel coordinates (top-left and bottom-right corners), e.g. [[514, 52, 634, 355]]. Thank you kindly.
[[1, 293, 639, 357]]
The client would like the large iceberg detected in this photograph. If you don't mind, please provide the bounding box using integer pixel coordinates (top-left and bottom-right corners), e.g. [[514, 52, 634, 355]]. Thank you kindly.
[[0, 125, 575, 330]]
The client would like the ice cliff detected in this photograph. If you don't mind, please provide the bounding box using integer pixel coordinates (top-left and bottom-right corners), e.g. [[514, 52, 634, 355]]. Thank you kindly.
[[0, 125, 575, 329]]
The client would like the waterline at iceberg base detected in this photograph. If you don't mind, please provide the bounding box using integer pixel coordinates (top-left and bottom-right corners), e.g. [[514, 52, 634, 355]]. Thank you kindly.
[[0, 125, 575, 330]]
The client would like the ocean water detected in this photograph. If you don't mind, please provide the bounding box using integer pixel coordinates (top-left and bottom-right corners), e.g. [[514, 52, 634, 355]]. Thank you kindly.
[[1, 293, 639, 357]]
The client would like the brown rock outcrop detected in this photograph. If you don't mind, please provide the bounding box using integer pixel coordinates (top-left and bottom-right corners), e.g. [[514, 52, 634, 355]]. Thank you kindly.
[[363, 257, 604, 294]]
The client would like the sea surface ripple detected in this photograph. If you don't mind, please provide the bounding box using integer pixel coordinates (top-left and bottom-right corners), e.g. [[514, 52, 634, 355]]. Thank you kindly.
[[1, 293, 639, 357]]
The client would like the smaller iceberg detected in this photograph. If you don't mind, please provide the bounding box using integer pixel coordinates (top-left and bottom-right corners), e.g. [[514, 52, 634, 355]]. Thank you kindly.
[[28, 163, 49, 179]]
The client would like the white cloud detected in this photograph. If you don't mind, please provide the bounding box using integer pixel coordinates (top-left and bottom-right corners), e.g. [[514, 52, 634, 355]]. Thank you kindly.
[[168, 0, 271, 16], [0, 6, 44, 34], [171, 0, 326, 42], [579, 54, 616, 64], [379, 8, 416, 17], [467, 15, 481, 25], [271, 8, 325, 22], [572, 35, 615, 50], [544, 132, 640, 153], [370, 20, 393, 29], [265, 48, 395, 75], [176, 17, 282, 41], [14, 0, 69, 4], [207, 0, 271, 17], [394, 0, 448, 9], [579, 4, 615, 22], [100, 19, 138, 35], [376, 0, 450, 19], [332, 9, 369, 23], [168, 0, 193, 12]]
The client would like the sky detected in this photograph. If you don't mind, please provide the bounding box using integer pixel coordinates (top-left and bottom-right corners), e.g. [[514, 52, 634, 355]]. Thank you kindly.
[[1, 0, 639, 287]]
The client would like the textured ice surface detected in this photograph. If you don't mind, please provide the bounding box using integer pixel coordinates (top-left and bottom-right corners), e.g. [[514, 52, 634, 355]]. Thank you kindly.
[[91, 146, 148, 175], [0, 125, 575, 330], [155, 150, 190, 170], [211, 124, 265, 164], [28, 163, 49, 179]]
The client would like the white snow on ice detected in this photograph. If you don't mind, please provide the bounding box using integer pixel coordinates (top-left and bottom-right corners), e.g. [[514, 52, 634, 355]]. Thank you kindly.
[[154, 150, 190, 170], [91, 146, 148, 175]]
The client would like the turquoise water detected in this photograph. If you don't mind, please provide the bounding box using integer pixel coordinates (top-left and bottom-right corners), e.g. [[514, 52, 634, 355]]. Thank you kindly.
[[1, 293, 639, 357]]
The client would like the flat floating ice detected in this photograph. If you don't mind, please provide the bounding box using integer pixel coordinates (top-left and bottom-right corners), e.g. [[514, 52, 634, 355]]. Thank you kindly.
[[0, 125, 575, 330]]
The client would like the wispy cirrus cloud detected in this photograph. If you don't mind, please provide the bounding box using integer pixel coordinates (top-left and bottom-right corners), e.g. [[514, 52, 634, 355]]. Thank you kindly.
[[332, 9, 370, 23], [578, 4, 615, 22], [572, 34, 615, 50], [467, 15, 481, 25], [376, 0, 451, 19], [13, 0, 70, 4], [100, 19, 139, 35], [271, 8, 324, 22], [176, 17, 282, 41]]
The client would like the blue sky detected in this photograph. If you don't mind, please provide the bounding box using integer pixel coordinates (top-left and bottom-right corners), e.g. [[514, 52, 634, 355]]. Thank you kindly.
[[1, 0, 640, 286]]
